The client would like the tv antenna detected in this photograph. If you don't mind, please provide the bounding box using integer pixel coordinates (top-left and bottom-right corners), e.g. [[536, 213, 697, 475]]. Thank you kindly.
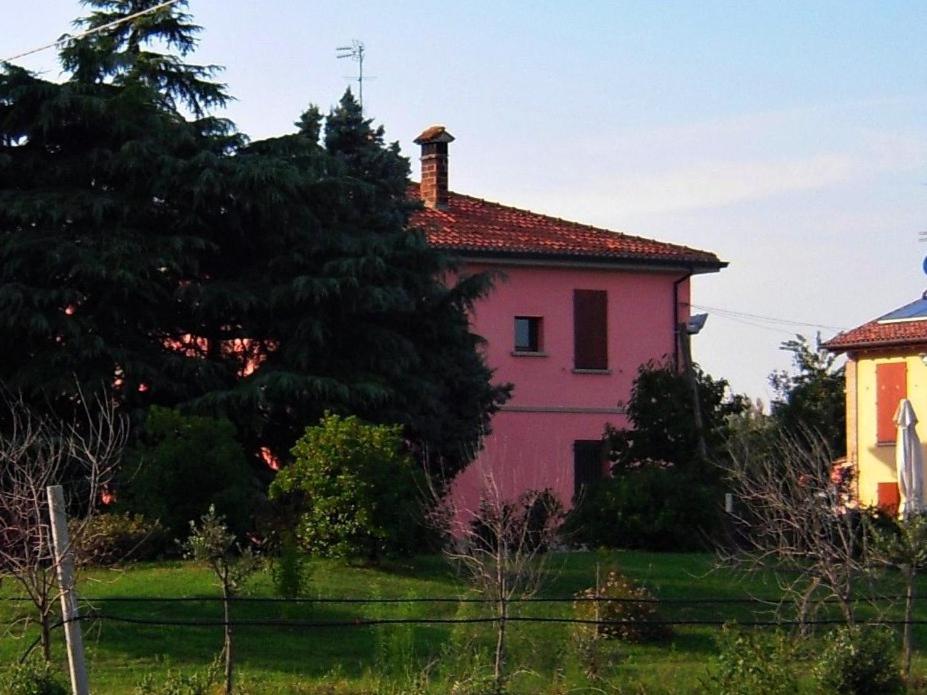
[[336, 40, 367, 110]]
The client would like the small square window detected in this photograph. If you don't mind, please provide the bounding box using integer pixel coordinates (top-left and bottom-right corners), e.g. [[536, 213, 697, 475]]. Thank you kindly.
[[514, 316, 541, 352]]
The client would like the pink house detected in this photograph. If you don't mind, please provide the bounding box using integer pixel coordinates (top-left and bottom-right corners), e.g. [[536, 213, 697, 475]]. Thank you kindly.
[[409, 126, 725, 510]]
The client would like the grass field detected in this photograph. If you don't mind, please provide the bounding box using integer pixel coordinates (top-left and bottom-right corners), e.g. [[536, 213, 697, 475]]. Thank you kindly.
[[2, 551, 925, 693]]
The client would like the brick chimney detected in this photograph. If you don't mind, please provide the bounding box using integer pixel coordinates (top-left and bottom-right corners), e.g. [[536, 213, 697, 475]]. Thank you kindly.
[[414, 125, 455, 210]]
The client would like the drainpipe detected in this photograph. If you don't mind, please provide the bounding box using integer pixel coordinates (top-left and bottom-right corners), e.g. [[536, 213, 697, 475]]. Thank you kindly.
[[672, 270, 692, 371]]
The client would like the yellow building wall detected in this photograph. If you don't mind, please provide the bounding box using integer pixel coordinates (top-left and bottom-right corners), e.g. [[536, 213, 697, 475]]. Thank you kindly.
[[854, 352, 927, 508]]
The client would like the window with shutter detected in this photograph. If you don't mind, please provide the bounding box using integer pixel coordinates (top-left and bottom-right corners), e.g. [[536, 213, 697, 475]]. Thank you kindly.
[[573, 290, 607, 370], [876, 362, 906, 444], [573, 440, 604, 500]]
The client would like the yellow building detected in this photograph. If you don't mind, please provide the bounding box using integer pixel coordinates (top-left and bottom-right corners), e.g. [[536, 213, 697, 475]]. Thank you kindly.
[[824, 295, 927, 513]]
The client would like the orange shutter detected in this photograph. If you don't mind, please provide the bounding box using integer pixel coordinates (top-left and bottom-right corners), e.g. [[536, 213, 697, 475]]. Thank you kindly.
[[877, 482, 900, 517], [876, 362, 906, 444]]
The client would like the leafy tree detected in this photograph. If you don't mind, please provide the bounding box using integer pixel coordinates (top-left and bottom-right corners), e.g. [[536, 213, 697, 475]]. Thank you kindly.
[[610, 359, 747, 476], [1, 0, 506, 484], [567, 361, 747, 550], [268, 413, 422, 563], [119, 406, 256, 539], [183, 506, 260, 695], [210, 91, 508, 475], [0, 0, 242, 413], [769, 334, 845, 457]]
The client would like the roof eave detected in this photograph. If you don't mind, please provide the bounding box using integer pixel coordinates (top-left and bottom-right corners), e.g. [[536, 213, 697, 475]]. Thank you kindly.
[[434, 247, 727, 273], [824, 338, 927, 355]]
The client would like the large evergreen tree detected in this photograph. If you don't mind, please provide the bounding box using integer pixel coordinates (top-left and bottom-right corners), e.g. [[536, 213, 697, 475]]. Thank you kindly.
[[207, 91, 509, 475], [1, 0, 506, 477]]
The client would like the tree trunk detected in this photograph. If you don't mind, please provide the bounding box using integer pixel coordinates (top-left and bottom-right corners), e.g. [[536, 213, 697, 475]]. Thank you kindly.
[[797, 578, 820, 637], [223, 591, 233, 695], [494, 597, 507, 689], [903, 566, 916, 682], [40, 610, 52, 661]]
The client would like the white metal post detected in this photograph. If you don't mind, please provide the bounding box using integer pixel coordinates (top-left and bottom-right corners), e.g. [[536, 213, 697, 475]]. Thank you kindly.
[[47, 484, 90, 695]]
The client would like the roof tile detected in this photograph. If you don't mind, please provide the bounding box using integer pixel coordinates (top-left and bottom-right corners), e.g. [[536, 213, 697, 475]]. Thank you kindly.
[[824, 316, 927, 352], [408, 183, 724, 268]]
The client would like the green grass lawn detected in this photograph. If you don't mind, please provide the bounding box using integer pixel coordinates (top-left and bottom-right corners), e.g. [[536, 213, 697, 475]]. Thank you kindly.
[[2, 551, 925, 693]]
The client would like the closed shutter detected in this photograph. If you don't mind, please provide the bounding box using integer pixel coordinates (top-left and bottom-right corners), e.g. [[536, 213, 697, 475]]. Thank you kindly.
[[877, 482, 900, 516], [876, 362, 906, 444], [574, 290, 608, 370], [573, 440, 604, 500]]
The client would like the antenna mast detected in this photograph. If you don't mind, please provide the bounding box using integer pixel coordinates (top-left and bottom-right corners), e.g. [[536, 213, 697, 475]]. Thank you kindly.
[[336, 40, 366, 110]]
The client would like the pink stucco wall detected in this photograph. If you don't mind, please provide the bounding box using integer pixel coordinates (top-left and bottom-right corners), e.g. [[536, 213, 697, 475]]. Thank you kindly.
[[452, 261, 691, 515]]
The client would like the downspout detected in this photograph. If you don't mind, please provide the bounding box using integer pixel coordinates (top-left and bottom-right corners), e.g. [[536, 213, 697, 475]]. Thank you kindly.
[[673, 270, 692, 371]]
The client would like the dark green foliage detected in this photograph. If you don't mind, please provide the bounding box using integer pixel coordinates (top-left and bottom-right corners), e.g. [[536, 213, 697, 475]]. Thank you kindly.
[[214, 91, 509, 475], [134, 659, 221, 695], [60, 0, 231, 117], [769, 334, 846, 457], [269, 413, 422, 563], [71, 512, 166, 566], [0, 657, 67, 695], [568, 361, 745, 551], [611, 360, 748, 477], [271, 532, 310, 599], [565, 467, 719, 551], [1, 0, 505, 484], [814, 626, 903, 694], [706, 625, 799, 695], [119, 407, 255, 540]]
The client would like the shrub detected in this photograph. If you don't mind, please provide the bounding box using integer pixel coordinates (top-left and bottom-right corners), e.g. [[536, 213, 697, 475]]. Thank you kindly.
[[815, 625, 903, 694], [565, 467, 719, 551], [0, 657, 67, 695], [134, 658, 221, 695], [573, 568, 671, 643], [706, 624, 798, 695], [71, 513, 166, 566], [120, 406, 256, 540], [269, 413, 422, 563], [271, 532, 310, 599]]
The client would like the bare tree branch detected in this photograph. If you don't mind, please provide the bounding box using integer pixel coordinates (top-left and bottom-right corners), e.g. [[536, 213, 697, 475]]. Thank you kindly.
[[0, 386, 127, 660]]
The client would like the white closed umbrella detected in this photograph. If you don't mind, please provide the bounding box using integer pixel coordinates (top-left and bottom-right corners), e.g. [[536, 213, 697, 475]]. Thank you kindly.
[[895, 398, 925, 516]]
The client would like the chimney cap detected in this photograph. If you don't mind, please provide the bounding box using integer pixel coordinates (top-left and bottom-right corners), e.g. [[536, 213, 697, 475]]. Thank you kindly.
[[414, 124, 455, 145]]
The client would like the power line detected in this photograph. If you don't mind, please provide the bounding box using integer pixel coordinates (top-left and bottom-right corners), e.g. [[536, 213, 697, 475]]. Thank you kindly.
[[2, 0, 181, 65], [687, 303, 848, 333]]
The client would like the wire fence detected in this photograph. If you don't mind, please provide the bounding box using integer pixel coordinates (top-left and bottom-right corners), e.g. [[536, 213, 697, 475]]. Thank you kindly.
[[6, 591, 927, 665], [4, 592, 926, 627]]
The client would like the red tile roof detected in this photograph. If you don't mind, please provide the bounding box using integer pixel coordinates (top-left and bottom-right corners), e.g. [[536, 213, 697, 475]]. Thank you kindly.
[[408, 183, 724, 270], [824, 316, 927, 352]]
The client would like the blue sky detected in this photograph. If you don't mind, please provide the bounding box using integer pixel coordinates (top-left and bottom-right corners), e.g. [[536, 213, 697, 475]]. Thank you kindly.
[[8, 1, 927, 402]]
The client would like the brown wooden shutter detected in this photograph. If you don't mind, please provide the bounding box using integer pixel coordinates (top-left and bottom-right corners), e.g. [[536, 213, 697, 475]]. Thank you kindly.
[[876, 362, 906, 444], [574, 290, 607, 370]]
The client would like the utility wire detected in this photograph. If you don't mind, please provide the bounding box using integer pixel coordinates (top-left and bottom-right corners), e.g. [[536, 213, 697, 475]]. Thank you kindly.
[[687, 303, 848, 333], [3, 593, 919, 605], [3, 0, 181, 65]]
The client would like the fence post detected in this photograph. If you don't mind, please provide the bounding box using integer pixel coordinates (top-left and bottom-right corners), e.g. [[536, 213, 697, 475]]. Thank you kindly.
[[47, 484, 90, 695]]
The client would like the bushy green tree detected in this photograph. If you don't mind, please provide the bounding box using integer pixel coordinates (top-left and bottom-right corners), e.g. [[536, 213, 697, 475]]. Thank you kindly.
[[815, 626, 903, 694], [769, 334, 845, 456], [268, 413, 422, 563], [610, 360, 748, 476], [567, 361, 747, 550], [209, 91, 508, 475], [120, 406, 255, 539], [1, 0, 506, 481]]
